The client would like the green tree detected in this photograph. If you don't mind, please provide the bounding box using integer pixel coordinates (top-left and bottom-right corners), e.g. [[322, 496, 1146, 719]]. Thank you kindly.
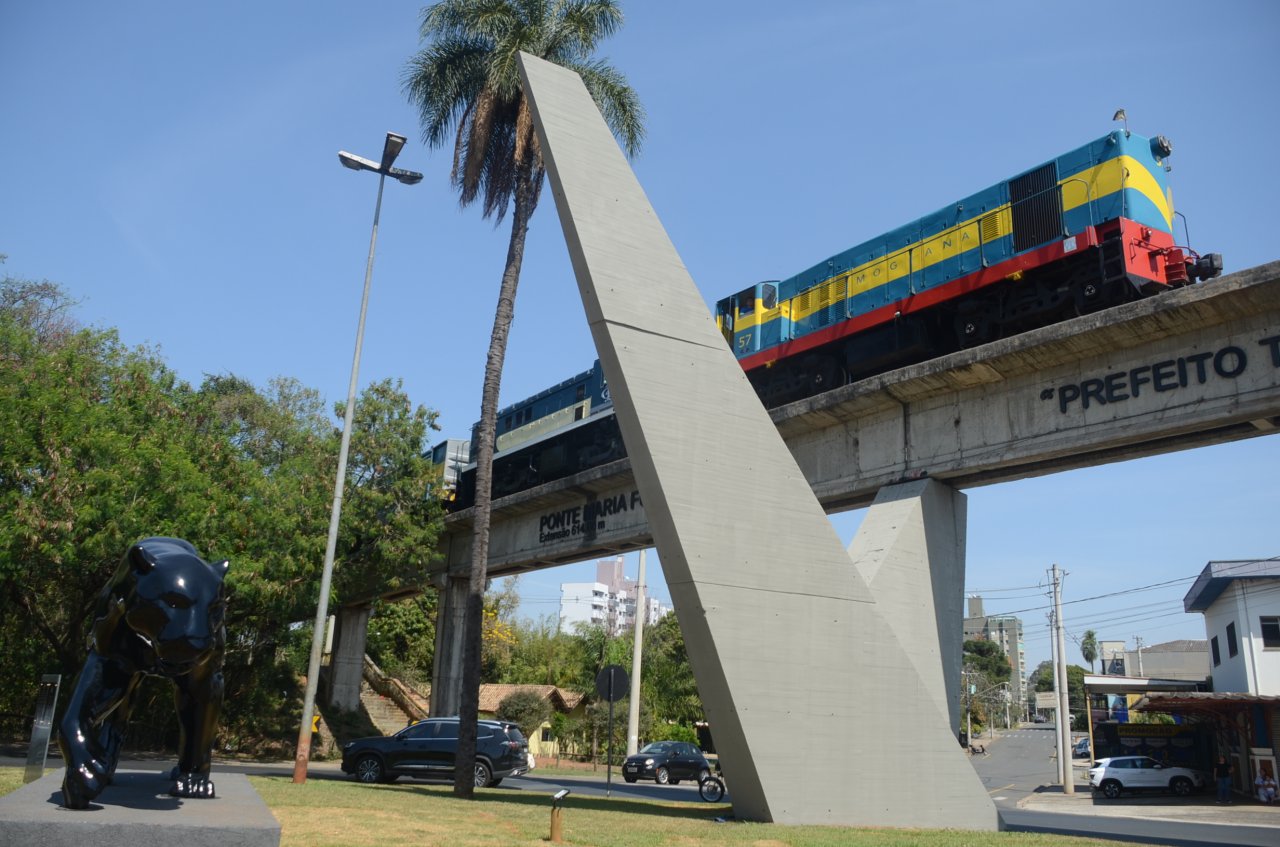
[[642, 613, 702, 728], [1080, 629, 1098, 672], [0, 271, 447, 749], [366, 595, 439, 686], [403, 0, 644, 798], [963, 639, 1012, 681], [495, 688, 552, 740], [1031, 662, 1089, 730], [330, 378, 445, 604], [503, 614, 577, 686]]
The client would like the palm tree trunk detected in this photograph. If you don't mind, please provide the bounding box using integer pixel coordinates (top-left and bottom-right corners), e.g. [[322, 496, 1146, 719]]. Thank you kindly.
[[453, 168, 541, 797]]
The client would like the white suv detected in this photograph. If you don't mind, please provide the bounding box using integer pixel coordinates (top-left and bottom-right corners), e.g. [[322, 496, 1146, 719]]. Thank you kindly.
[[1088, 756, 1207, 799]]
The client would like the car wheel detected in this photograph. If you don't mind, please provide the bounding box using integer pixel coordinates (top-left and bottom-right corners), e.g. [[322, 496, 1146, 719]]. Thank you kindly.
[[1171, 776, 1193, 796], [623, 775, 637, 784], [1102, 780, 1122, 800], [473, 761, 492, 788], [655, 766, 670, 785], [355, 754, 384, 784]]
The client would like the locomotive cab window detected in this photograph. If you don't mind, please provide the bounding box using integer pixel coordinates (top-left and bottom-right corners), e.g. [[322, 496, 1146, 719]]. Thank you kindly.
[[761, 283, 778, 311], [716, 297, 734, 330], [736, 287, 756, 317]]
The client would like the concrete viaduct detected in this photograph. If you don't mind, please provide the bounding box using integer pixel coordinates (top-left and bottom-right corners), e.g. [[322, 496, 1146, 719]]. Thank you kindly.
[[323, 59, 1280, 823], [431, 259, 1280, 579]]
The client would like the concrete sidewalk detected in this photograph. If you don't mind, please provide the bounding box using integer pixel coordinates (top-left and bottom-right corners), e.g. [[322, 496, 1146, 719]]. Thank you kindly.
[[1019, 783, 1280, 828]]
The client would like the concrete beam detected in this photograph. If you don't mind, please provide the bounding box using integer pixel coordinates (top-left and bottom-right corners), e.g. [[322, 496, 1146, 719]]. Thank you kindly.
[[517, 52, 997, 829]]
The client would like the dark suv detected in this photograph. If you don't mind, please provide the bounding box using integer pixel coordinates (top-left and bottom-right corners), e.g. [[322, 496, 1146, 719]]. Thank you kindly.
[[341, 717, 529, 787]]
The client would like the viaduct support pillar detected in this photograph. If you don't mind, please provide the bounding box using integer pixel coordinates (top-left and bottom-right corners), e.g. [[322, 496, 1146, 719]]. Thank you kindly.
[[327, 604, 371, 711], [847, 479, 967, 734], [429, 574, 468, 717]]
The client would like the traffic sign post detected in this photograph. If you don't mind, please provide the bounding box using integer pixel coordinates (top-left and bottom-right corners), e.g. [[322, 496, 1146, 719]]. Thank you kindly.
[[595, 665, 628, 797]]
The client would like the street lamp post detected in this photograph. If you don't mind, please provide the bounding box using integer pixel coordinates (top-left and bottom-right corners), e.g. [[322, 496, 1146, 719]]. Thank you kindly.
[[292, 132, 422, 784]]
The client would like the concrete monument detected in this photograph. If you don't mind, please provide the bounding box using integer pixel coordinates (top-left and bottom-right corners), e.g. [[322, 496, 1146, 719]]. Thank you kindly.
[[517, 52, 998, 828]]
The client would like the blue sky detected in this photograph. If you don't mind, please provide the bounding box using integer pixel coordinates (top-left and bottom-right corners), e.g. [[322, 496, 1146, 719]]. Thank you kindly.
[[3, 0, 1277, 682]]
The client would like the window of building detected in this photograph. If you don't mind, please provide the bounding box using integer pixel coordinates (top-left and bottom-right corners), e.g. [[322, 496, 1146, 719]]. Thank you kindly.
[[1211, 636, 1221, 666], [1262, 616, 1280, 648], [541, 727, 552, 742], [1227, 622, 1239, 658]]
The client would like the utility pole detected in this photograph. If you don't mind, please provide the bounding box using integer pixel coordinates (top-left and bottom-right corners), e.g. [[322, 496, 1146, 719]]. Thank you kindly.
[[1051, 564, 1074, 794], [1134, 635, 1145, 677], [625, 550, 647, 756]]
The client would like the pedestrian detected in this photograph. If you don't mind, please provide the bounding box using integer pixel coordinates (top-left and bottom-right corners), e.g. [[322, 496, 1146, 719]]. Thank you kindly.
[[1214, 755, 1233, 804], [1256, 768, 1277, 804]]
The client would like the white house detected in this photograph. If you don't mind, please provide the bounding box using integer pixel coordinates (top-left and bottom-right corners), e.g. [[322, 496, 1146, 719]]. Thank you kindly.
[[1183, 559, 1280, 695], [1160, 558, 1280, 797]]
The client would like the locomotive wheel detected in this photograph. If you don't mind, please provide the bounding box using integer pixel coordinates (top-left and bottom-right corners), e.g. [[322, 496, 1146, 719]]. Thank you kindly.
[[954, 309, 991, 348], [802, 356, 844, 398]]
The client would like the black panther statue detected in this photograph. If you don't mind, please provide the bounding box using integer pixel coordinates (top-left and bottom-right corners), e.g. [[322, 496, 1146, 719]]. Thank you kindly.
[[57, 537, 228, 809]]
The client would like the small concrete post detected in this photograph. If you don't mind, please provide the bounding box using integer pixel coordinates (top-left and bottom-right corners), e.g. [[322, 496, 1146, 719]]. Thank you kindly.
[[549, 806, 563, 843]]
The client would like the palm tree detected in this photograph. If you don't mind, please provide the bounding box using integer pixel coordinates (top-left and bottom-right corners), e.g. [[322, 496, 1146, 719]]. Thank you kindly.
[[1080, 629, 1098, 673], [403, 0, 643, 798]]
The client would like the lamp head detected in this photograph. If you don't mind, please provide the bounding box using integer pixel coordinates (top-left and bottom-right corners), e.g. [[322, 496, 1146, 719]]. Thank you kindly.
[[338, 151, 379, 172], [381, 132, 408, 171]]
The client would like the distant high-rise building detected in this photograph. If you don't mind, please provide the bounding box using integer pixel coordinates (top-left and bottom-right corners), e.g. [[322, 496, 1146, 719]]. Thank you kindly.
[[559, 556, 669, 636], [963, 596, 1026, 710]]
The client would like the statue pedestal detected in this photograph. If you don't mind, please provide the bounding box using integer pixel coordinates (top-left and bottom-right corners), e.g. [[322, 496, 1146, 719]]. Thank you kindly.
[[0, 770, 280, 847]]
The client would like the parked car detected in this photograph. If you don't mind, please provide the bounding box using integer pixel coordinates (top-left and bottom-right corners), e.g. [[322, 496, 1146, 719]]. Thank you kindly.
[[1088, 756, 1207, 799], [1072, 737, 1091, 758], [1033, 714, 1047, 724], [341, 717, 529, 787], [622, 740, 712, 785]]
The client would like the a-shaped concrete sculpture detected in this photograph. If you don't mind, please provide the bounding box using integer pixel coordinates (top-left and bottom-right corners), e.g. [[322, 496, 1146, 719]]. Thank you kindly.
[[58, 537, 228, 809], [517, 53, 998, 828]]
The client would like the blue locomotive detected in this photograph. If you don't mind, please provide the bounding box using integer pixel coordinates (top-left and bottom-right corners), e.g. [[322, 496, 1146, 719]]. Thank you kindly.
[[446, 360, 624, 508], [442, 129, 1220, 509], [718, 129, 1220, 405]]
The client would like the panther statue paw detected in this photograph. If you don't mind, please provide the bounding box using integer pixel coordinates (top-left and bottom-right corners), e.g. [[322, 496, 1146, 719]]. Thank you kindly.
[[170, 773, 216, 799]]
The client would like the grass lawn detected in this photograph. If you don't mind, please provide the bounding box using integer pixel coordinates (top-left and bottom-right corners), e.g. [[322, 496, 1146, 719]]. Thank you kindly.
[[250, 776, 1133, 847], [3, 765, 1134, 847]]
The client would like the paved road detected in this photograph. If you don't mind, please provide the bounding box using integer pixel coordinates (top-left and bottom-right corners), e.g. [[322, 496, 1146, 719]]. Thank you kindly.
[[970, 723, 1279, 847]]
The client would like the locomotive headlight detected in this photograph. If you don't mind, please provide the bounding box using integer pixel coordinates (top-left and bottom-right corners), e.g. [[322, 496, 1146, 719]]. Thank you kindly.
[[1150, 135, 1174, 159]]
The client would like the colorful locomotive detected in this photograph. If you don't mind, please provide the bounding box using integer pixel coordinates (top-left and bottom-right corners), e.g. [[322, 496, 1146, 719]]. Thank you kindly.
[[443, 129, 1220, 508], [717, 129, 1220, 405]]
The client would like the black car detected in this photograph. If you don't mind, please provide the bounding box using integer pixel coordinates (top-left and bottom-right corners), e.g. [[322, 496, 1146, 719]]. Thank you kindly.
[[622, 740, 712, 785], [341, 717, 529, 787]]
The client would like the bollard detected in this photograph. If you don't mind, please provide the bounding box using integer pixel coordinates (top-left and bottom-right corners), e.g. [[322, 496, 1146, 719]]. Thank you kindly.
[[550, 805, 564, 843], [550, 788, 570, 843]]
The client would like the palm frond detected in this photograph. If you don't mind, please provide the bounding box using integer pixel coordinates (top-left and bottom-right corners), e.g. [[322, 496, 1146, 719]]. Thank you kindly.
[[573, 59, 645, 157]]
